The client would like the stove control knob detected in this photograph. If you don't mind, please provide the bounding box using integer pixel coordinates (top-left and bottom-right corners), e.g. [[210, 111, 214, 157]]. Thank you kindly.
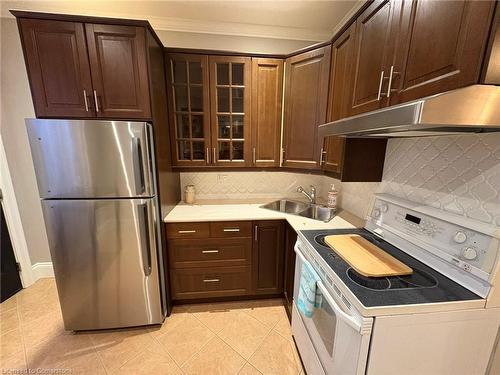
[[381, 203, 389, 213], [373, 208, 381, 218], [453, 231, 467, 244], [462, 247, 477, 261]]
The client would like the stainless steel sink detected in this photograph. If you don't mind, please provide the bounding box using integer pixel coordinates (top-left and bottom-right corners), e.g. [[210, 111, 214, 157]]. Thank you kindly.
[[298, 205, 336, 222], [261, 199, 310, 214], [261, 199, 336, 222]]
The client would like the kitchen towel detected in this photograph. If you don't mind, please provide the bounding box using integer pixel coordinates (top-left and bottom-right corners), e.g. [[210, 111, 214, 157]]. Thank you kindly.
[[297, 260, 321, 318]]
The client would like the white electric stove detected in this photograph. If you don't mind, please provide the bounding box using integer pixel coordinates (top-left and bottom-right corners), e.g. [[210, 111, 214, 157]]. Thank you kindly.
[[292, 194, 500, 375]]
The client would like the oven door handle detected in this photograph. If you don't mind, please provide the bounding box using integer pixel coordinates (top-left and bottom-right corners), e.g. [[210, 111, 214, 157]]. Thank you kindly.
[[294, 243, 307, 263], [316, 280, 362, 332], [294, 243, 362, 333]]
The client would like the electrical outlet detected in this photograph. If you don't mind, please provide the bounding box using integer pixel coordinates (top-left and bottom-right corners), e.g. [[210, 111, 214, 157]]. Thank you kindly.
[[217, 174, 228, 183]]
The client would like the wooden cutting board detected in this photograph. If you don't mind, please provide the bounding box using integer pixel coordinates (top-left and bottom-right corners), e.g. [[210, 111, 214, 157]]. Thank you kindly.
[[324, 234, 413, 277]]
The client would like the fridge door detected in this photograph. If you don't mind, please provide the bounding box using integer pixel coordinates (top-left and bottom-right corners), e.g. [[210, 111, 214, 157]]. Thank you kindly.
[[42, 198, 163, 330], [26, 119, 153, 198]]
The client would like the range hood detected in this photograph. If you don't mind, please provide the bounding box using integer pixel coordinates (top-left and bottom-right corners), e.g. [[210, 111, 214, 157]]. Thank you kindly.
[[318, 85, 500, 138]]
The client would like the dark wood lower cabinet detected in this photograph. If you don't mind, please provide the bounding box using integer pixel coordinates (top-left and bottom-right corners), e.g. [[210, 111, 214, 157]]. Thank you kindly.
[[283, 222, 297, 321], [252, 221, 285, 295], [167, 220, 288, 302]]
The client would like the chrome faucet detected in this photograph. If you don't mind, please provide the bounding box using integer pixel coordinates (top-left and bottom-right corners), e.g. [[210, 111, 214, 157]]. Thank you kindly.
[[297, 185, 316, 204]]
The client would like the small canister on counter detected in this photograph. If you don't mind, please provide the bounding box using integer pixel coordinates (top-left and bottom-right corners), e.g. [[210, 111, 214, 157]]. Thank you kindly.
[[184, 184, 195, 204]]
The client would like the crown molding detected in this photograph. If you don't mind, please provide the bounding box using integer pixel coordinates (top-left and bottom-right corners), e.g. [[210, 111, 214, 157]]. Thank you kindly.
[[148, 16, 329, 42], [2, 7, 329, 42], [329, 0, 366, 37]]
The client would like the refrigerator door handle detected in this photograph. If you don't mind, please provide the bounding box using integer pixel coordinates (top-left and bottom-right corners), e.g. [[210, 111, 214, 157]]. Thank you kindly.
[[132, 137, 146, 195], [138, 203, 152, 276]]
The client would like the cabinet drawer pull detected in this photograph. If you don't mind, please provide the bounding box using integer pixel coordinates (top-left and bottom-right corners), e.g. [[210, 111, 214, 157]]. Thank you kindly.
[[320, 147, 326, 166], [206, 148, 210, 164], [386, 65, 400, 98], [203, 278, 220, 283], [202, 250, 219, 254], [377, 70, 385, 101], [83, 90, 89, 112], [254, 225, 258, 241], [178, 230, 196, 234], [223, 228, 240, 232], [213, 147, 216, 163], [253, 147, 256, 165], [93, 90, 99, 112]]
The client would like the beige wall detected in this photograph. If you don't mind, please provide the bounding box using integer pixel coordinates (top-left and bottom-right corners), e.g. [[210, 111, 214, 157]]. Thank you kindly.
[[1, 17, 51, 263], [157, 30, 316, 54]]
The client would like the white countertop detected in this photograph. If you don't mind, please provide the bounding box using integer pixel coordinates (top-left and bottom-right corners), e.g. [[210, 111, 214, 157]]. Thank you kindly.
[[163, 202, 364, 232]]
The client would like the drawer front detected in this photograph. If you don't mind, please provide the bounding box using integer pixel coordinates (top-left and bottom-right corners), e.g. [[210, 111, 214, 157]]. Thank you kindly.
[[166, 222, 210, 239], [210, 221, 252, 238], [168, 238, 252, 268], [171, 266, 251, 299]]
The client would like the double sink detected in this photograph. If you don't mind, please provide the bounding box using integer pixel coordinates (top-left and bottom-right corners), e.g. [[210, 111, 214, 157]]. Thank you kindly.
[[261, 199, 336, 222]]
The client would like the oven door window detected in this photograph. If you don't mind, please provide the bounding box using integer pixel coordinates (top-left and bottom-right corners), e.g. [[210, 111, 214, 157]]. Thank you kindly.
[[311, 294, 336, 356]]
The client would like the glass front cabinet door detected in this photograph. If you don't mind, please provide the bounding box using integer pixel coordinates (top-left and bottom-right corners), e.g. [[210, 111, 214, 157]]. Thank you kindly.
[[167, 54, 211, 166], [209, 56, 251, 166]]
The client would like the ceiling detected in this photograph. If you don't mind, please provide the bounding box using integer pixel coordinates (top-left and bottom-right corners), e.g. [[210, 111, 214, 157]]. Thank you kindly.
[[1, 0, 365, 42]]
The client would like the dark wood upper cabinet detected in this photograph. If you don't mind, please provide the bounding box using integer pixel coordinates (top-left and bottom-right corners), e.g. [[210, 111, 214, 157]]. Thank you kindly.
[[323, 24, 355, 175], [18, 17, 153, 120], [18, 19, 94, 118], [389, 0, 496, 105], [252, 220, 284, 295], [209, 56, 252, 166], [327, 24, 356, 123], [250, 58, 283, 167], [348, 0, 400, 116], [85, 24, 151, 119], [166, 53, 210, 166], [283, 46, 331, 169]]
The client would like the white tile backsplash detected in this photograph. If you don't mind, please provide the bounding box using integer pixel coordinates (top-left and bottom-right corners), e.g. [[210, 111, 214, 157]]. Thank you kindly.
[[379, 133, 500, 227], [179, 133, 500, 227], [180, 171, 338, 202]]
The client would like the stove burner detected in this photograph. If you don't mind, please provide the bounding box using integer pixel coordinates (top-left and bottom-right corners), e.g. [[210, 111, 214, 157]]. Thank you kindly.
[[314, 235, 329, 247], [347, 268, 438, 291], [314, 235, 338, 258], [391, 269, 438, 289], [347, 269, 390, 290]]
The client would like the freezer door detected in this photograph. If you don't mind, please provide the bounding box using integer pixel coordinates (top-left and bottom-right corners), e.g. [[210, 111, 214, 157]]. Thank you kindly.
[[42, 198, 163, 330], [26, 119, 153, 198]]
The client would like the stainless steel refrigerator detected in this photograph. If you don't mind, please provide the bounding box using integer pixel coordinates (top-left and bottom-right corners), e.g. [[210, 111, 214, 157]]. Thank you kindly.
[[26, 119, 167, 331]]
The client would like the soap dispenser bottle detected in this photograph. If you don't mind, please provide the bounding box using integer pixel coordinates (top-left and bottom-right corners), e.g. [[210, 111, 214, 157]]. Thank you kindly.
[[327, 184, 338, 210]]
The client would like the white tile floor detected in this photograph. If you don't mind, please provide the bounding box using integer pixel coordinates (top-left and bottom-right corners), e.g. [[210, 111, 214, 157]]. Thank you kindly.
[[0, 278, 304, 374]]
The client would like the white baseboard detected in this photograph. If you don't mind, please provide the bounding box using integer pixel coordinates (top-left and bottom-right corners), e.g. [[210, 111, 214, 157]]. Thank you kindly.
[[31, 262, 54, 280]]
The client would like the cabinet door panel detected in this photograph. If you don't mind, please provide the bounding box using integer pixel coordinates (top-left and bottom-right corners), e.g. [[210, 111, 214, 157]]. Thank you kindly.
[[209, 56, 251, 166], [283, 46, 331, 169], [86, 24, 151, 119], [349, 0, 398, 115], [390, 0, 495, 104], [18, 19, 94, 118], [166, 54, 210, 166], [323, 25, 354, 174], [251, 58, 283, 167], [252, 221, 284, 295]]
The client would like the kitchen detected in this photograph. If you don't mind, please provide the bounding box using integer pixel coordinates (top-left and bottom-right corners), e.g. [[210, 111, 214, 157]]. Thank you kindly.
[[0, 0, 499, 374]]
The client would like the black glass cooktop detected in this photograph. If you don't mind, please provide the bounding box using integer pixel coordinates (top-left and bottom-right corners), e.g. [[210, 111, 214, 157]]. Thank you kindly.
[[300, 229, 482, 308]]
